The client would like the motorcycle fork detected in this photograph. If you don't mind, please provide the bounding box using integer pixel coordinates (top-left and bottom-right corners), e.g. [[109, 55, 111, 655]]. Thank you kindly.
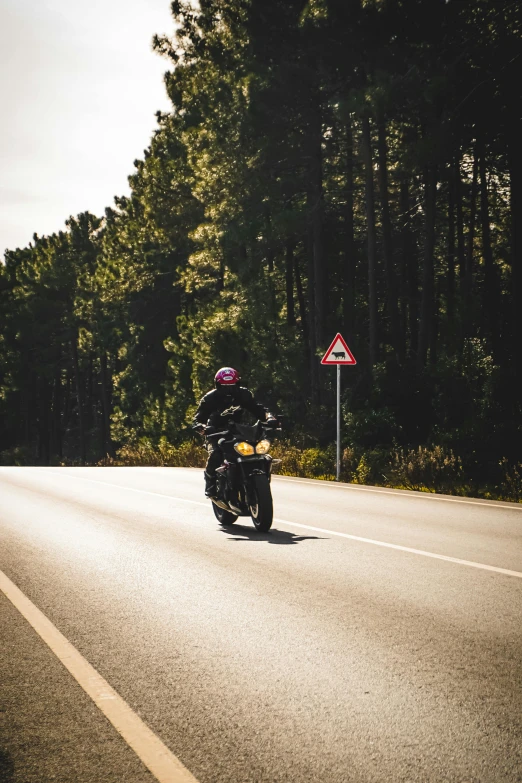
[[239, 460, 269, 506], [217, 462, 237, 503]]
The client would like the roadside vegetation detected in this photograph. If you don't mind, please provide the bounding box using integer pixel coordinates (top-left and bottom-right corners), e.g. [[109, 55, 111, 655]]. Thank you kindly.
[[1, 1, 521, 503], [3, 438, 516, 502]]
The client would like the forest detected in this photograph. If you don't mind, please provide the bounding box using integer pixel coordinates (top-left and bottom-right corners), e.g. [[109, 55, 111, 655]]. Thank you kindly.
[[1, 0, 521, 499]]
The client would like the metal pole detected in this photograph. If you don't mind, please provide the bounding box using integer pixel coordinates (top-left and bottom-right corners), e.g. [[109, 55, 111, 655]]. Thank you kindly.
[[336, 363, 341, 481]]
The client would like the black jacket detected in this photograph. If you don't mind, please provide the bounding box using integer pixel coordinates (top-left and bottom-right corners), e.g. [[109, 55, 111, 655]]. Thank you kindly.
[[193, 386, 268, 428]]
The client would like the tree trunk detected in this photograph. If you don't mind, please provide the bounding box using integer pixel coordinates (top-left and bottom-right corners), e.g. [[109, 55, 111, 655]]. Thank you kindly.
[[343, 114, 356, 337], [447, 171, 456, 325], [306, 220, 319, 401], [417, 166, 437, 370], [51, 366, 63, 460], [37, 378, 51, 465], [62, 372, 72, 435], [479, 150, 499, 360], [100, 351, 115, 459], [86, 353, 94, 431], [508, 116, 522, 379], [399, 180, 418, 360], [430, 280, 440, 366], [71, 337, 86, 465], [454, 157, 465, 285], [285, 243, 295, 326], [377, 114, 402, 362], [264, 207, 275, 274], [294, 250, 312, 392], [309, 100, 325, 350], [465, 148, 479, 312], [361, 116, 378, 369], [23, 372, 31, 445]]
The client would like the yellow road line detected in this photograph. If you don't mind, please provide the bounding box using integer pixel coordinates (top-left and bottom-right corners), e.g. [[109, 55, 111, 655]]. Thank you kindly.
[[0, 569, 200, 783]]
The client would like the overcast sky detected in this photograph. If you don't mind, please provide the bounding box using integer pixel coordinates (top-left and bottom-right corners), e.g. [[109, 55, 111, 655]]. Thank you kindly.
[[0, 0, 174, 257]]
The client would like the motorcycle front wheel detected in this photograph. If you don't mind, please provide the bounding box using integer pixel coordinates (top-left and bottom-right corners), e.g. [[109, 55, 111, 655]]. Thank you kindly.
[[212, 502, 237, 526], [249, 473, 273, 532]]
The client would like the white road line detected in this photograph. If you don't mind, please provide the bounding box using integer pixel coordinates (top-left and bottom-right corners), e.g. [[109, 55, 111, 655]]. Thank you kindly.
[[40, 470, 209, 508], [272, 519, 522, 579], [0, 569, 200, 783], [274, 475, 522, 511], [14, 466, 522, 510], [41, 471, 522, 580]]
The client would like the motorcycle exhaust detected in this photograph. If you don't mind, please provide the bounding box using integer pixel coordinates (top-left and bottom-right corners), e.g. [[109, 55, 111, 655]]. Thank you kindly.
[[211, 498, 230, 512]]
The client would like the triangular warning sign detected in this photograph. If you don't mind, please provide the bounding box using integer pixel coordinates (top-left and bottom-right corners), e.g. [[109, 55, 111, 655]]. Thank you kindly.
[[320, 333, 356, 365]]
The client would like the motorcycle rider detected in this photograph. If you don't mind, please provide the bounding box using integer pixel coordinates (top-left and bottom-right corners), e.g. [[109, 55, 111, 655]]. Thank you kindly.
[[193, 367, 277, 497]]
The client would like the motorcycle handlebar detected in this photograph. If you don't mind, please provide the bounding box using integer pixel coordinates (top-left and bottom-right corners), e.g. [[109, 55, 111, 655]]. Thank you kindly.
[[205, 430, 229, 441], [202, 420, 282, 442]]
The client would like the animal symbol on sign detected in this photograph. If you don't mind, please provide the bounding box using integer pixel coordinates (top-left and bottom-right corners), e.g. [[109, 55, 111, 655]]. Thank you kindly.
[[332, 351, 345, 359]]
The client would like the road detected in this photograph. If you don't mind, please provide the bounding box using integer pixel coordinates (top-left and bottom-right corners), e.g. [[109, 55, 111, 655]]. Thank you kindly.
[[0, 466, 521, 783]]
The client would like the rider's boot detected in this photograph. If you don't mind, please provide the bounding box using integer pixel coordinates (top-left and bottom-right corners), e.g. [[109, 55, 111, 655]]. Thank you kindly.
[[204, 471, 217, 498]]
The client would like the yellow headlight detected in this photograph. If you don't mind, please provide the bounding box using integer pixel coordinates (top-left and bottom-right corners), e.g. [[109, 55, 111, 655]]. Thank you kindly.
[[234, 441, 255, 456], [256, 439, 271, 454]]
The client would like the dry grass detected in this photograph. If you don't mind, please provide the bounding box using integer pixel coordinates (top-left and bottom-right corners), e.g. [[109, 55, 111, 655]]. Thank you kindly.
[[101, 440, 207, 468]]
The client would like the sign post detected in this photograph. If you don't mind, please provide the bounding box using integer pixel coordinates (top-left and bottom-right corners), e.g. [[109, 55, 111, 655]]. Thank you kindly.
[[321, 333, 356, 481], [336, 364, 341, 480]]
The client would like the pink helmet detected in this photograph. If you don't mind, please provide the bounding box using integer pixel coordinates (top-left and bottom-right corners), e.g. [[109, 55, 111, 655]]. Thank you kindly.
[[214, 367, 240, 385]]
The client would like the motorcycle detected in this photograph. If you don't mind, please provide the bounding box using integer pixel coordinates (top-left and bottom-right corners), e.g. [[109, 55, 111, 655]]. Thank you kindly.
[[199, 412, 281, 532]]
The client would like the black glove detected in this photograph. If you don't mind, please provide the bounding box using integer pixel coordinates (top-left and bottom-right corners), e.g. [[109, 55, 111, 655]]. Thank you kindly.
[[194, 424, 206, 436], [264, 416, 278, 429]]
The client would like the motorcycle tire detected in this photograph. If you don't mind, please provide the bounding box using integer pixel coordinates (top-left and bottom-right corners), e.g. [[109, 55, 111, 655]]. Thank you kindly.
[[249, 473, 273, 532], [212, 502, 237, 526]]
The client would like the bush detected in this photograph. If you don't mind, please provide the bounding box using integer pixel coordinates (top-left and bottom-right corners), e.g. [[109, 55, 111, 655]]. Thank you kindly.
[[343, 407, 399, 447], [386, 446, 464, 494], [351, 449, 389, 485], [270, 442, 337, 479], [498, 458, 522, 502], [104, 439, 206, 468], [0, 445, 34, 466]]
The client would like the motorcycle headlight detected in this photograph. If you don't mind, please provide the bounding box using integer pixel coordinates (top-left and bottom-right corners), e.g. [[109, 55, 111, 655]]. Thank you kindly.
[[234, 441, 255, 456], [255, 439, 271, 454]]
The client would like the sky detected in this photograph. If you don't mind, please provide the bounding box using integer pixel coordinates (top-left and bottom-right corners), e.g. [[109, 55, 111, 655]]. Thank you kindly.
[[0, 0, 174, 257]]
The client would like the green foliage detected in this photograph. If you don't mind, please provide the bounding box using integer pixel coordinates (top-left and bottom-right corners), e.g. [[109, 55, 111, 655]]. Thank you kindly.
[[353, 453, 375, 485], [499, 459, 522, 504], [344, 408, 399, 448], [271, 442, 337, 480], [0, 446, 34, 467]]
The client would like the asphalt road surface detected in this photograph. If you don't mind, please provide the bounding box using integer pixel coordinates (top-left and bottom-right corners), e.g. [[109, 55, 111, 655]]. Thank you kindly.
[[0, 466, 521, 783]]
